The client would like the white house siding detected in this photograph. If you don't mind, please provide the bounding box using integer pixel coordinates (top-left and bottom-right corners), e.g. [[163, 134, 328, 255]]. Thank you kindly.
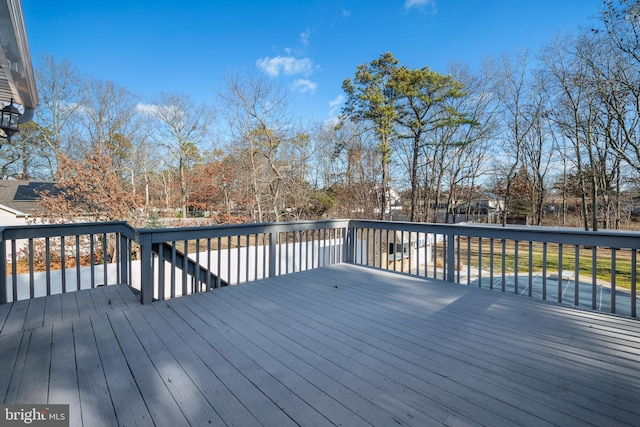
[[0, 207, 27, 226]]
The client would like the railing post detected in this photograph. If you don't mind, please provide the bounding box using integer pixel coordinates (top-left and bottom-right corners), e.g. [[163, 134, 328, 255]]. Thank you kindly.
[[446, 231, 455, 282], [119, 233, 129, 285], [138, 230, 154, 304], [632, 249, 637, 318], [344, 224, 353, 263], [268, 230, 277, 277], [0, 237, 5, 304]]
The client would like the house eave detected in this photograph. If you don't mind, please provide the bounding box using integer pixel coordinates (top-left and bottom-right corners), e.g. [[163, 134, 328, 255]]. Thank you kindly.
[[0, 0, 38, 122], [0, 202, 27, 217]]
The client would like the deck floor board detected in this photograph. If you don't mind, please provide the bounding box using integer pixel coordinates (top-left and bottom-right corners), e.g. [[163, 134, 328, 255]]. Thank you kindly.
[[49, 320, 81, 426], [250, 269, 632, 426], [167, 297, 332, 426], [106, 309, 189, 427], [73, 316, 117, 426], [22, 297, 46, 331], [16, 326, 51, 404], [197, 287, 450, 426], [129, 304, 264, 427], [188, 291, 401, 427], [226, 271, 545, 426], [60, 292, 79, 322], [0, 301, 12, 331], [2, 299, 29, 335], [75, 290, 96, 319], [0, 330, 25, 403], [3, 329, 31, 404], [89, 287, 111, 314], [91, 312, 153, 426], [1, 265, 639, 426], [148, 301, 298, 427], [120, 307, 226, 426], [43, 294, 62, 326]]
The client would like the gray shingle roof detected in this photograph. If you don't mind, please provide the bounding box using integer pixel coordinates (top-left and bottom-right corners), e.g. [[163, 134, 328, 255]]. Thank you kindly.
[[0, 180, 55, 215]]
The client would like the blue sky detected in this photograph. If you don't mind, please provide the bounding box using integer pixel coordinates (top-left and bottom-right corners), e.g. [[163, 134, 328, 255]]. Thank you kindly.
[[22, 0, 602, 122]]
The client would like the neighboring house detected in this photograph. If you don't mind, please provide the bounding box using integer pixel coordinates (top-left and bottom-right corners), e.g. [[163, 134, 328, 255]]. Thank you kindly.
[[373, 186, 403, 217], [456, 192, 504, 214], [0, 180, 55, 226]]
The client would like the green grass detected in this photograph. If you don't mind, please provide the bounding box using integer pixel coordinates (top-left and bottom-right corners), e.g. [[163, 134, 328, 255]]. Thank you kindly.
[[456, 239, 636, 289]]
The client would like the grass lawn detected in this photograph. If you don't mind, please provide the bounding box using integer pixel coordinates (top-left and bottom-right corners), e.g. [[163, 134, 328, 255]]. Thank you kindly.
[[454, 238, 637, 289]]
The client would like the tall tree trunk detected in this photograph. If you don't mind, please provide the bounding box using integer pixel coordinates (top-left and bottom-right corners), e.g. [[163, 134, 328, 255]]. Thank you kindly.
[[380, 160, 388, 221], [250, 149, 263, 222], [410, 134, 420, 222], [180, 159, 188, 219], [586, 142, 598, 231]]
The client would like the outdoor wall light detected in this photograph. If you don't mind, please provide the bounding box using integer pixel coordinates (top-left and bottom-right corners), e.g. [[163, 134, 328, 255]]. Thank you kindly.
[[0, 98, 22, 141]]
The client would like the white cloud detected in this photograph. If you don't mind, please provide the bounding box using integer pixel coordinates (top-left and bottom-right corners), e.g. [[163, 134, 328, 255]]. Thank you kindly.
[[136, 103, 185, 124], [300, 28, 311, 46], [328, 94, 345, 117], [135, 103, 160, 116], [329, 94, 344, 109], [291, 79, 317, 94], [342, 10, 351, 18], [324, 116, 339, 128], [404, 0, 437, 13], [256, 56, 314, 77]]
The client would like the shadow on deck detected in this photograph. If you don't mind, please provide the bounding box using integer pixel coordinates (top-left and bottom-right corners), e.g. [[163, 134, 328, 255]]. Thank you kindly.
[[1, 264, 639, 426]]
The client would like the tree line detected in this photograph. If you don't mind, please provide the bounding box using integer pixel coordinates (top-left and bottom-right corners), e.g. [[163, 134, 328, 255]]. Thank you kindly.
[[4, 0, 639, 230]]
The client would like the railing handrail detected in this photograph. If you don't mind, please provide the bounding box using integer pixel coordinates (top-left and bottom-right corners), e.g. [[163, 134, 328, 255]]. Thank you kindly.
[[5, 218, 636, 248], [349, 220, 640, 249], [0, 221, 137, 241], [136, 219, 351, 243]]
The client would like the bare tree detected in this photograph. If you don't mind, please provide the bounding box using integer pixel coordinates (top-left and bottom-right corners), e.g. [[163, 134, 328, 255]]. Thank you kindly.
[[600, 0, 640, 65], [0, 121, 52, 179], [330, 121, 380, 218], [79, 79, 139, 158], [34, 55, 83, 173], [493, 50, 537, 226], [218, 71, 308, 222], [542, 36, 593, 229], [443, 61, 499, 223], [518, 71, 555, 225], [543, 32, 628, 230], [150, 93, 213, 219]]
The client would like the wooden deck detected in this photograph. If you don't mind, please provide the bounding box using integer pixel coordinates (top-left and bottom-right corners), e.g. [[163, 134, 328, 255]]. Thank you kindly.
[[1, 264, 639, 426]]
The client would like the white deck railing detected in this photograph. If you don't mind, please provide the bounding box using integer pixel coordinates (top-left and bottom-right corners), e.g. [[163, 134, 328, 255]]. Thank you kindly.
[[1, 219, 638, 318]]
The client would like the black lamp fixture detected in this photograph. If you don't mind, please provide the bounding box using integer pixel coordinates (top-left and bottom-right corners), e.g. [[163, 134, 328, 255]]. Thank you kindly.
[[0, 98, 22, 141]]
